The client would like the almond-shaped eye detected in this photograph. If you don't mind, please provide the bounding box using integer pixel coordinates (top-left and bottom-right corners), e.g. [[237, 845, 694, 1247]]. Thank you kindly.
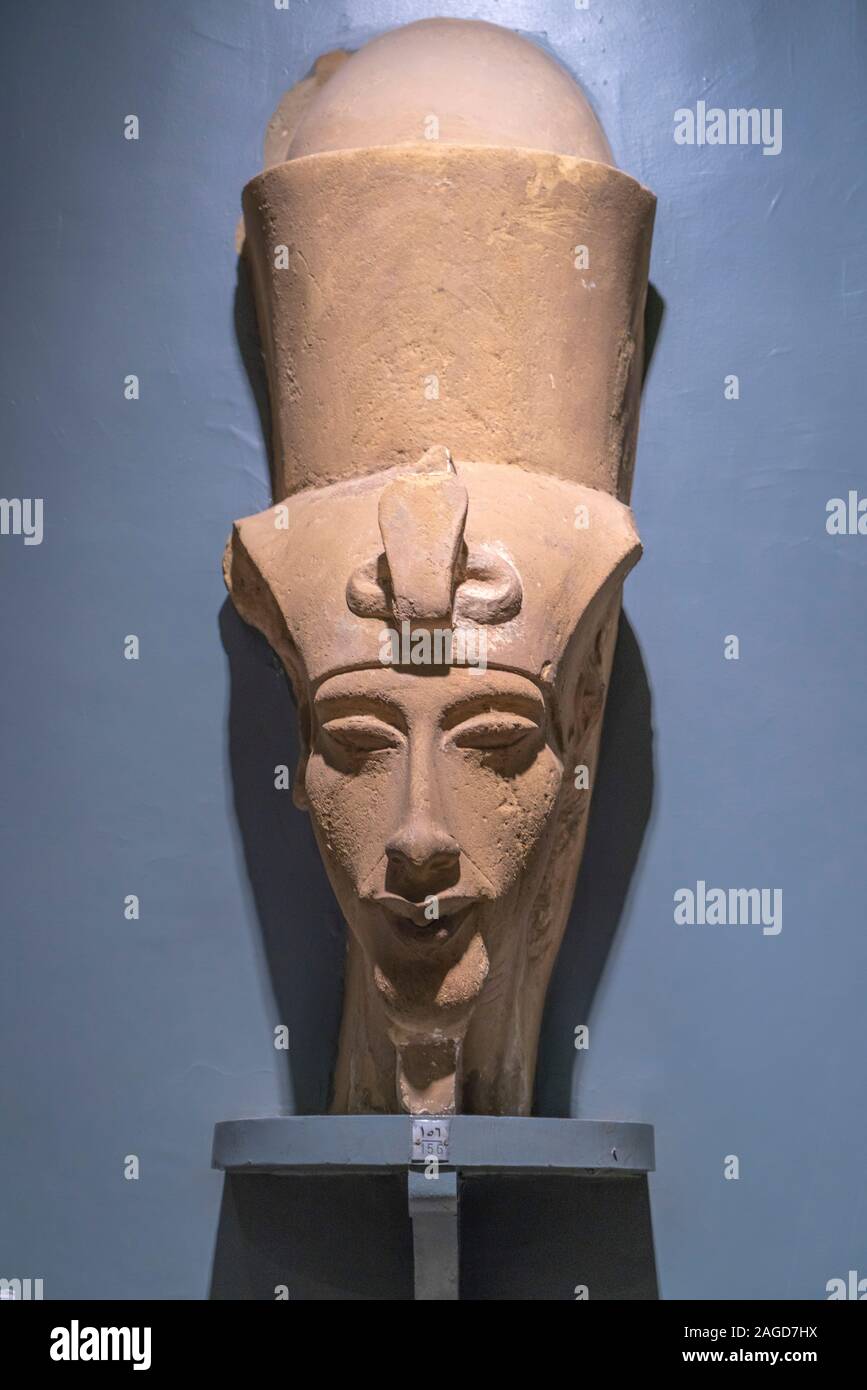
[[449, 713, 541, 750], [320, 715, 403, 753]]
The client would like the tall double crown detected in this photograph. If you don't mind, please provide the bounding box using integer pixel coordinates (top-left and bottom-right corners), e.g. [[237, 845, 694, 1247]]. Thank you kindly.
[[224, 19, 656, 696]]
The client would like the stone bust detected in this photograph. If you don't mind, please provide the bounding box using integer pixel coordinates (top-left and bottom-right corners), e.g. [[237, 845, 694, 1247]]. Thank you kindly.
[[224, 18, 655, 1117]]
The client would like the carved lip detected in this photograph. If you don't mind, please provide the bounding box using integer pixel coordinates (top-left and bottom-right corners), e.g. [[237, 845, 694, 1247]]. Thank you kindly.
[[375, 896, 476, 943]]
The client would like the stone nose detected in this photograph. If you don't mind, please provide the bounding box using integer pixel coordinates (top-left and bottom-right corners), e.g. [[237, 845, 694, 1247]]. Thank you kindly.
[[385, 815, 461, 899]]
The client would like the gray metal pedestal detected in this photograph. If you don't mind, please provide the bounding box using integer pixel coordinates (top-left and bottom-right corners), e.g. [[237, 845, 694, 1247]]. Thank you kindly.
[[212, 1115, 655, 1301]]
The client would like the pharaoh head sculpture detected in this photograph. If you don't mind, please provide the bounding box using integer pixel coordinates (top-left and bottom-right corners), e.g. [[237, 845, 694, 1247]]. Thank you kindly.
[[225, 19, 655, 1116]]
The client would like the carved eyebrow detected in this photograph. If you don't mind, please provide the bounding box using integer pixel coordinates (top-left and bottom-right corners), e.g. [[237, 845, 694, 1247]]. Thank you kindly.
[[314, 694, 407, 733], [440, 690, 545, 732]]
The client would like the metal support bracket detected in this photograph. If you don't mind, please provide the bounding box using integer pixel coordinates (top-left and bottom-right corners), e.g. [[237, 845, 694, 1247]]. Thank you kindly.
[[408, 1117, 458, 1300], [212, 1113, 655, 1301], [407, 1168, 459, 1300]]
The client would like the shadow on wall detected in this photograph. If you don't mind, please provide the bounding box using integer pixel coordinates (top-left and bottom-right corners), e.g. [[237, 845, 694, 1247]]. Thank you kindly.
[[220, 599, 345, 1115], [210, 1170, 657, 1299], [534, 612, 655, 1116], [535, 286, 661, 1116]]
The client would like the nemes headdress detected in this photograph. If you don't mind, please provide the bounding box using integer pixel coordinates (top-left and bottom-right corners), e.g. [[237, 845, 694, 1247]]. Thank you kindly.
[[224, 19, 656, 699]]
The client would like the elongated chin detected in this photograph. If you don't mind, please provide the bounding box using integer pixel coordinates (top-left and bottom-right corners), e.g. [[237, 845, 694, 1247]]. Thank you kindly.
[[373, 932, 490, 1113], [397, 1038, 462, 1115]]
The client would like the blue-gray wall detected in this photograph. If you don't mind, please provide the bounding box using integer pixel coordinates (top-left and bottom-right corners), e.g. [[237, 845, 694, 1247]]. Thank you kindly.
[[1, 0, 864, 1300]]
